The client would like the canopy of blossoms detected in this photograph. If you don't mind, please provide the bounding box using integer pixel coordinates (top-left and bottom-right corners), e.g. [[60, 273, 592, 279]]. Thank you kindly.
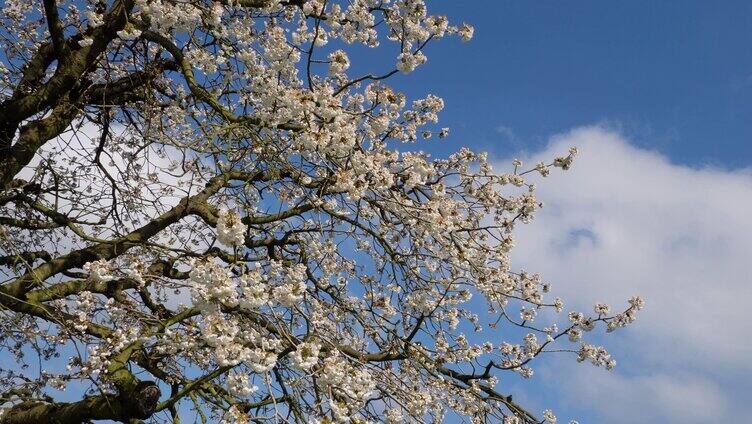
[[0, 1, 642, 423]]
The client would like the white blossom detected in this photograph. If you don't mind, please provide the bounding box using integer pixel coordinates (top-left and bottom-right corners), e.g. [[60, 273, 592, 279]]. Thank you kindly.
[[396, 51, 427, 74], [216, 208, 247, 247], [328, 49, 350, 75], [290, 341, 321, 371], [227, 371, 257, 397], [83, 259, 114, 283], [116, 25, 141, 40], [459, 23, 475, 42]]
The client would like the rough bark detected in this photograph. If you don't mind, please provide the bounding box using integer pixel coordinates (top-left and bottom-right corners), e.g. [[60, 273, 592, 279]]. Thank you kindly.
[[0, 382, 160, 424]]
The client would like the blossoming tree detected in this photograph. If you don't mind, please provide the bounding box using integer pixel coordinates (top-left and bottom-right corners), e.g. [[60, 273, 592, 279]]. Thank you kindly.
[[0, 0, 643, 423]]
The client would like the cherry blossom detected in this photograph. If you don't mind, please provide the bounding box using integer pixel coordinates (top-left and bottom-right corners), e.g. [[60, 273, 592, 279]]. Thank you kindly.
[[0, 1, 642, 423]]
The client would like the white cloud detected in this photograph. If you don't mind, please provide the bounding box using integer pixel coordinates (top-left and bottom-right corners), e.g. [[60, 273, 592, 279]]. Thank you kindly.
[[502, 126, 752, 422], [538, 360, 730, 424]]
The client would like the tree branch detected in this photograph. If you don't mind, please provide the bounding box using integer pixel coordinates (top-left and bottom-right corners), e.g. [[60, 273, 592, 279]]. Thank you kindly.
[[42, 0, 67, 57]]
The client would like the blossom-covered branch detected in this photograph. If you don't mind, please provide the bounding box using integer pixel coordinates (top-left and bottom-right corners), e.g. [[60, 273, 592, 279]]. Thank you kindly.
[[0, 1, 642, 423]]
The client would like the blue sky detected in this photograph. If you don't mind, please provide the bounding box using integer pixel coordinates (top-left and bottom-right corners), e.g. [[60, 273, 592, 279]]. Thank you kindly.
[[397, 2, 752, 423], [400, 0, 752, 169]]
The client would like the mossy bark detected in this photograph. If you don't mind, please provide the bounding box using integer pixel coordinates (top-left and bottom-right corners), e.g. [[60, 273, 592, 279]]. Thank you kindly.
[[0, 382, 160, 424]]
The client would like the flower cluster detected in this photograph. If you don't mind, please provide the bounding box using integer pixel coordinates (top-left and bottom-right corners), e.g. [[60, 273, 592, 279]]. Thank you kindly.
[[226, 371, 257, 398], [83, 259, 114, 283], [216, 208, 247, 247], [290, 341, 321, 371], [319, 354, 377, 421]]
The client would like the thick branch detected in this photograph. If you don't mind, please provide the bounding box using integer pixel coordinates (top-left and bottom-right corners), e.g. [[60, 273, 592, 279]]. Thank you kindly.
[[0, 100, 80, 189], [0, 0, 135, 188], [0, 381, 160, 424], [83, 59, 178, 106], [42, 0, 67, 57], [0, 251, 52, 268]]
